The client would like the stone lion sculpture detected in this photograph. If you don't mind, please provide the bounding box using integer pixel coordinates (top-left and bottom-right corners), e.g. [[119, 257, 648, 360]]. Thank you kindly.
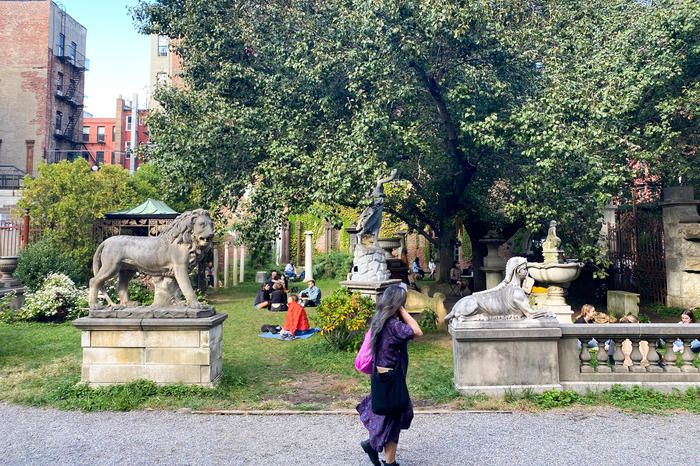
[[444, 257, 553, 322], [88, 209, 214, 309]]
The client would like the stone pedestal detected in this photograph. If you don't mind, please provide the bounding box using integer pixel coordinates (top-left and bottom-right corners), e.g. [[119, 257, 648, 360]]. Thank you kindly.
[[481, 266, 504, 289], [480, 237, 506, 289], [450, 319, 562, 396], [340, 279, 402, 302], [607, 290, 640, 318], [350, 244, 391, 282], [73, 313, 227, 387]]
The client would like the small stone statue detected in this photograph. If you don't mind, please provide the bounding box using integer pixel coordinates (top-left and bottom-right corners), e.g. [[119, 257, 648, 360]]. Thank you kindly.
[[356, 169, 398, 245], [444, 257, 553, 322], [542, 220, 561, 250]]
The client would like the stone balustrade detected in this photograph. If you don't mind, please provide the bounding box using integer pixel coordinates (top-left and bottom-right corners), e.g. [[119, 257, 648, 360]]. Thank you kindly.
[[451, 321, 700, 395], [559, 324, 700, 393]]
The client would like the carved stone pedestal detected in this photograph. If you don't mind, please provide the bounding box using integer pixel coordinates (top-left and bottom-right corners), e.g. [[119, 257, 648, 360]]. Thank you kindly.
[[73, 312, 227, 387], [340, 279, 402, 302], [450, 319, 562, 396]]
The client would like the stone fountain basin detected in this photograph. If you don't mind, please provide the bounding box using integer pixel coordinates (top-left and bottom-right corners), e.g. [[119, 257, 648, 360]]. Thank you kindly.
[[527, 261, 582, 285]]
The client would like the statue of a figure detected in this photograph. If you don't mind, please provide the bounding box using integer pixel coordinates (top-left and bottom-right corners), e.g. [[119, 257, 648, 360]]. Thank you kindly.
[[444, 257, 553, 322], [356, 169, 398, 244], [542, 220, 561, 250]]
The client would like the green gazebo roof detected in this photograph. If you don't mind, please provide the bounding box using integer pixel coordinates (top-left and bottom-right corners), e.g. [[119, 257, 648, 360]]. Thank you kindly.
[[106, 198, 179, 218]]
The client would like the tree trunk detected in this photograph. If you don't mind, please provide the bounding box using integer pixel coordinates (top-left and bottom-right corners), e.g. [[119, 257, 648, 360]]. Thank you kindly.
[[436, 222, 456, 283]]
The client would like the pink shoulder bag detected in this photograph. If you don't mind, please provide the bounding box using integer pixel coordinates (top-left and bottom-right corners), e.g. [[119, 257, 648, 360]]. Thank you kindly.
[[354, 329, 373, 374]]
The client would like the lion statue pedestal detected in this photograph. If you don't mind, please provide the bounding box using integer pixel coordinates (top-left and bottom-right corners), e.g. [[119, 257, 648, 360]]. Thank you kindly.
[[73, 209, 227, 388]]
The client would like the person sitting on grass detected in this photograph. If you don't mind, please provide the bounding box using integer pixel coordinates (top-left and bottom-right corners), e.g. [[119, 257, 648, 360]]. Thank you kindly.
[[411, 257, 425, 279], [284, 261, 297, 280], [270, 282, 288, 312], [254, 282, 271, 310], [268, 270, 286, 290], [300, 279, 321, 307], [280, 294, 310, 340]]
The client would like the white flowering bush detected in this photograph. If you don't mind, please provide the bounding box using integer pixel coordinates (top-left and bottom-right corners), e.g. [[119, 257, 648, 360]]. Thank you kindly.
[[18, 273, 89, 322]]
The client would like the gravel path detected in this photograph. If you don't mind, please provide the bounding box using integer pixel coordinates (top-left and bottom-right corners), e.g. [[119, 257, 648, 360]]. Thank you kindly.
[[1, 403, 698, 465]]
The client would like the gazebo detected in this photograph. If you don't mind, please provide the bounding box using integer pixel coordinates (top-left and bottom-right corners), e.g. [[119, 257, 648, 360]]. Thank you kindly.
[[95, 198, 179, 242]]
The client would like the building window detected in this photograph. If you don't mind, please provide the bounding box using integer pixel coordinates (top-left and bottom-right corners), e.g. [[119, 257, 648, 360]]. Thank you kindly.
[[56, 72, 64, 95], [55, 111, 63, 133], [156, 72, 168, 88], [96, 151, 104, 164], [109, 152, 115, 164], [97, 126, 105, 143], [82, 151, 89, 161], [126, 116, 132, 131], [69, 41, 77, 63], [157, 35, 168, 56], [111, 126, 116, 142], [57, 33, 65, 56], [82, 126, 90, 142], [125, 141, 132, 151]]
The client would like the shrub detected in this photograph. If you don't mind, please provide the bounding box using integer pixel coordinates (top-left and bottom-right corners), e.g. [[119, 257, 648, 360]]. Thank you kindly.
[[418, 307, 438, 332], [316, 288, 375, 350], [535, 389, 581, 409], [313, 251, 353, 279], [15, 235, 89, 291], [16, 273, 88, 322], [105, 274, 155, 306]]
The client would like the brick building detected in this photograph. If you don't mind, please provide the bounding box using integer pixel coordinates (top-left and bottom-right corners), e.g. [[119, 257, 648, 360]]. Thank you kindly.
[[0, 0, 88, 185], [82, 97, 148, 169], [149, 34, 183, 108]]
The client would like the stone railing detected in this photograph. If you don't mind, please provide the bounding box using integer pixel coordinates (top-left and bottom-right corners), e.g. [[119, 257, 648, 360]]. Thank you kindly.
[[559, 324, 700, 393], [450, 321, 700, 395]]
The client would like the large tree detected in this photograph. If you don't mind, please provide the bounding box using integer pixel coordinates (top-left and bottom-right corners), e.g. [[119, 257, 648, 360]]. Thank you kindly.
[[135, 0, 699, 284]]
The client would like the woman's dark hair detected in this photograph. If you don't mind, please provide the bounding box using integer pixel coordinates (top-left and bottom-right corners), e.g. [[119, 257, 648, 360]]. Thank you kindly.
[[261, 283, 269, 290], [681, 309, 697, 323], [369, 285, 407, 355]]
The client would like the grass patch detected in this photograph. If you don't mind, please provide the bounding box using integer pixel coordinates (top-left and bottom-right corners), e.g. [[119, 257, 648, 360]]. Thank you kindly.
[[3, 278, 700, 413]]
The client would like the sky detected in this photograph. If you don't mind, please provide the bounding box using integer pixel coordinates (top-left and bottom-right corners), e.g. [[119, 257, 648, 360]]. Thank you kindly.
[[60, 0, 150, 117]]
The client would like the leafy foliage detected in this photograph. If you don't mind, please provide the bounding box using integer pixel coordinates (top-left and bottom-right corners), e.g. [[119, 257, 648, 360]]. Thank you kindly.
[[104, 274, 155, 306], [15, 235, 88, 291], [417, 307, 438, 333], [15, 273, 88, 322], [316, 288, 375, 351], [313, 251, 353, 280]]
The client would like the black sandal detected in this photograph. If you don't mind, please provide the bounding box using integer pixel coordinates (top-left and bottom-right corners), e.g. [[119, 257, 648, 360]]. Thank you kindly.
[[360, 440, 380, 466]]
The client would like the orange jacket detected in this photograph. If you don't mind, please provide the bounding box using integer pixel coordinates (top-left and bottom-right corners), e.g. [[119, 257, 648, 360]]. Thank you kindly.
[[283, 301, 310, 334]]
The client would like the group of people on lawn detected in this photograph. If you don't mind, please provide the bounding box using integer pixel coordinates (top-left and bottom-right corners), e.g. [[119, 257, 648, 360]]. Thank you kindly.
[[254, 266, 321, 339]]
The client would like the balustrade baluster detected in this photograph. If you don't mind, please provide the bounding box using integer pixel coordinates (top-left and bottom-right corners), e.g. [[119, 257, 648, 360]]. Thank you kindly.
[[630, 339, 645, 373], [597, 340, 611, 372], [580, 340, 594, 373], [663, 342, 680, 373], [613, 339, 627, 372], [681, 340, 698, 373], [646, 340, 663, 373]]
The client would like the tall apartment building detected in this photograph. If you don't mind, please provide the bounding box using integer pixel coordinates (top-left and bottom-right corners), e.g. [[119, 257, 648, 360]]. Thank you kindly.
[[0, 0, 88, 187], [149, 34, 182, 108], [82, 97, 148, 170]]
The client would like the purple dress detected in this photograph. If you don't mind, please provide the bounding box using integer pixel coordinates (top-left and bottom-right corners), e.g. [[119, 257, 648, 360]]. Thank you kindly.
[[356, 317, 414, 452]]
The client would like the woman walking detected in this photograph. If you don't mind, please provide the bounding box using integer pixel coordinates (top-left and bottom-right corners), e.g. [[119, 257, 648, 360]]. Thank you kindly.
[[357, 285, 423, 466]]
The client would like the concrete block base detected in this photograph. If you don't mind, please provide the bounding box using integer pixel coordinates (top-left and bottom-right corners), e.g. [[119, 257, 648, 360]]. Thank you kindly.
[[73, 313, 227, 387], [450, 319, 562, 396]]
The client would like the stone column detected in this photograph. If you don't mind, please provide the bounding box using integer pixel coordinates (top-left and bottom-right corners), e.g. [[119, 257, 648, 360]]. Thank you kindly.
[[232, 244, 239, 286], [223, 242, 230, 288], [295, 221, 303, 266], [280, 221, 290, 264], [213, 248, 219, 288], [480, 236, 506, 289], [304, 231, 314, 281], [239, 245, 245, 283], [661, 186, 700, 308], [346, 224, 360, 254]]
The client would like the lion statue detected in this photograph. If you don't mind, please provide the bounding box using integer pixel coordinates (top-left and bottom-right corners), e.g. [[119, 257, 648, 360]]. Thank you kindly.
[[88, 209, 215, 309], [444, 257, 553, 323]]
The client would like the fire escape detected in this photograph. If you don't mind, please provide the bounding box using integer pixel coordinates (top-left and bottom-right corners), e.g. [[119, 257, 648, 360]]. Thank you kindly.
[[53, 6, 89, 161]]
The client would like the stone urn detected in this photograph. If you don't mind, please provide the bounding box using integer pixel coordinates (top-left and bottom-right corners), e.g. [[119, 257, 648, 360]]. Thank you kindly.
[[0, 256, 20, 288], [377, 237, 401, 259], [527, 221, 583, 323]]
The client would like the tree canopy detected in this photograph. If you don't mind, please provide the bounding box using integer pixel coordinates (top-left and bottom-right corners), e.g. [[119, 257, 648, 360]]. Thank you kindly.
[[134, 0, 699, 283]]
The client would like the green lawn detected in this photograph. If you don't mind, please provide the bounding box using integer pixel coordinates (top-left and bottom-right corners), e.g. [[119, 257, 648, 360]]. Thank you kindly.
[[0, 278, 458, 411], [4, 279, 700, 413]]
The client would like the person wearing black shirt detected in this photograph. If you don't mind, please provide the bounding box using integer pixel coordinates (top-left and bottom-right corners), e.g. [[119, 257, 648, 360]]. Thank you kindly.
[[254, 283, 272, 310], [270, 282, 288, 312]]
